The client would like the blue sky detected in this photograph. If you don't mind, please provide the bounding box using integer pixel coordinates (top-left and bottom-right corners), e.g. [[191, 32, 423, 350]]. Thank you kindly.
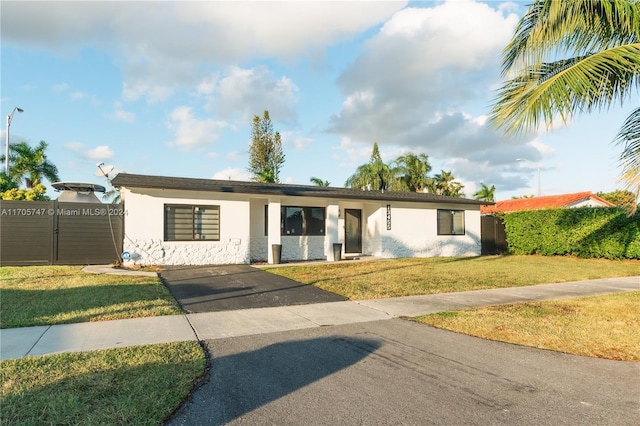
[[1, 0, 637, 201]]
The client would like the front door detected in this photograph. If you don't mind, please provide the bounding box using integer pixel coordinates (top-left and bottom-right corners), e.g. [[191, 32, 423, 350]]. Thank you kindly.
[[344, 209, 362, 254]]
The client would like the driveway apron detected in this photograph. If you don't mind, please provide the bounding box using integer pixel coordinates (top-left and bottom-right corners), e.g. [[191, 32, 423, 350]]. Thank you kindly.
[[159, 265, 346, 313]]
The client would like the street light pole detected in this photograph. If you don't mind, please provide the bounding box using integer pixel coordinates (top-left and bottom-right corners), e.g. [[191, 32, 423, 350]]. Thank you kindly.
[[5, 107, 24, 175], [516, 158, 541, 197]]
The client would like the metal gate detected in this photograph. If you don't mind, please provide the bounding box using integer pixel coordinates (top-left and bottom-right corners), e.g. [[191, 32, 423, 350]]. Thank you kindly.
[[481, 215, 507, 255], [0, 200, 123, 266]]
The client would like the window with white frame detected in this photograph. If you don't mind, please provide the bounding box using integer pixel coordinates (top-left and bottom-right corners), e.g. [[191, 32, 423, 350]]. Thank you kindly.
[[164, 204, 220, 241], [437, 209, 465, 235]]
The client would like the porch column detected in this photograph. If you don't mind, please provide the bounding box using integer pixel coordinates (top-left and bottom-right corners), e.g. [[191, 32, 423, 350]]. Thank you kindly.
[[267, 199, 281, 264], [327, 203, 340, 261]]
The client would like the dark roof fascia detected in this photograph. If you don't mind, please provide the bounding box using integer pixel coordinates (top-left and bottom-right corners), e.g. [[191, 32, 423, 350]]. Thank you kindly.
[[111, 173, 491, 206]]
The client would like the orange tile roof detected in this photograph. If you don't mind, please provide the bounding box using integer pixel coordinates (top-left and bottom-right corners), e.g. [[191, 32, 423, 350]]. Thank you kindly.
[[480, 191, 615, 214]]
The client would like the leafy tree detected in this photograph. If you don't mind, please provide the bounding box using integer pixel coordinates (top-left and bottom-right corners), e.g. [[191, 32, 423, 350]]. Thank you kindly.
[[597, 188, 639, 216], [512, 194, 535, 199], [394, 153, 431, 192], [248, 110, 285, 183], [597, 189, 637, 206], [310, 177, 330, 187], [490, 0, 640, 198], [0, 141, 60, 188], [345, 143, 400, 191], [1, 183, 49, 200], [0, 172, 18, 192], [474, 183, 496, 202]]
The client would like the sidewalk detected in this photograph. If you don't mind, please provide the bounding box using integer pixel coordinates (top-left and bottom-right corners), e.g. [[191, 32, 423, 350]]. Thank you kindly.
[[1, 276, 638, 360]]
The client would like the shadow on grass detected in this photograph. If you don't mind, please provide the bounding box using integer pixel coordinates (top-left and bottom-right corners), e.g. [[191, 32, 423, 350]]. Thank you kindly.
[[1, 284, 180, 328], [168, 336, 381, 425], [273, 256, 486, 287], [1, 342, 205, 426]]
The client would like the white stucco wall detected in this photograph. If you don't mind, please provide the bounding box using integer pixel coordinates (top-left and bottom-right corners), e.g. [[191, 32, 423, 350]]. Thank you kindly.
[[122, 188, 250, 265], [567, 198, 611, 208], [374, 202, 481, 258]]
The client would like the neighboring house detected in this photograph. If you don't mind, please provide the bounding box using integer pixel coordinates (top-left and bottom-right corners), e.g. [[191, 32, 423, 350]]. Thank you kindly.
[[111, 173, 489, 265], [480, 191, 615, 215]]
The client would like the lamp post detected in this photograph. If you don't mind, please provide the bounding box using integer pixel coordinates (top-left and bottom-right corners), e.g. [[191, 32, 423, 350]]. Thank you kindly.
[[516, 158, 541, 197], [5, 107, 24, 174]]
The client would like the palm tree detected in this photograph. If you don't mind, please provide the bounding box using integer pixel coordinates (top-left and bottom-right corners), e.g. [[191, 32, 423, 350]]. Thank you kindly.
[[394, 153, 431, 192], [490, 0, 640, 194], [1, 141, 60, 188], [310, 177, 330, 187], [473, 183, 496, 202], [345, 143, 400, 191], [428, 170, 465, 197]]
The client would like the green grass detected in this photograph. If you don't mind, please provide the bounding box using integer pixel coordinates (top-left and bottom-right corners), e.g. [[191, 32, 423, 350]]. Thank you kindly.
[[0, 341, 206, 426], [0, 266, 182, 328], [265, 255, 640, 299], [414, 291, 640, 361]]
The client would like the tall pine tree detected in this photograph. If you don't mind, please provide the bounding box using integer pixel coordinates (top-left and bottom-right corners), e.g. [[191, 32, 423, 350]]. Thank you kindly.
[[248, 110, 285, 183]]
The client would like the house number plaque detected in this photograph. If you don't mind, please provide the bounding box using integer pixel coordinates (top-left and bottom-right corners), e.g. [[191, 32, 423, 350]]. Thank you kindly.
[[386, 204, 391, 230]]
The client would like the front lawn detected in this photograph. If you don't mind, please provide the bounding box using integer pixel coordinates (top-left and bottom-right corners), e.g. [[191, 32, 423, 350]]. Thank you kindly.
[[0, 341, 206, 425], [414, 291, 640, 362], [265, 255, 640, 299], [0, 266, 182, 329]]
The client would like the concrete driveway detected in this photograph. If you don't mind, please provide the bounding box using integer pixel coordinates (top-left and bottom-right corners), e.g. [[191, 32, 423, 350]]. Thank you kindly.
[[159, 265, 346, 313], [167, 319, 640, 426]]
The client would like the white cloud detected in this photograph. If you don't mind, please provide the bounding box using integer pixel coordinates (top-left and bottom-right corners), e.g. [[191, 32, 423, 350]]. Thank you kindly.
[[85, 145, 114, 160], [528, 138, 555, 156], [167, 106, 227, 151], [211, 167, 251, 182], [216, 66, 299, 122], [122, 82, 174, 104], [2, 1, 405, 104], [196, 73, 219, 96], [113, 109, 135, 123], [330, 0, 519, 144], [326, 0, 525, 190]]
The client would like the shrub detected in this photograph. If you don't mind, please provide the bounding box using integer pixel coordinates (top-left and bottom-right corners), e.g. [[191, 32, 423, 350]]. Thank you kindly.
[[502, 208, 640, 259]]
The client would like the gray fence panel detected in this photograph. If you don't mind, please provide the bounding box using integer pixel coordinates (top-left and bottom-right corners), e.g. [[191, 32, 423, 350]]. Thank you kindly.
[[55, 202, 123, 265], [0, 200, 54, 266], [481, 215, 507, 255], [0, 200, 124, 266]]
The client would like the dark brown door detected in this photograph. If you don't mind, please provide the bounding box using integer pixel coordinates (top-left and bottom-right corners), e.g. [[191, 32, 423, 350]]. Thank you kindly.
[[344, 209, 362, 253]]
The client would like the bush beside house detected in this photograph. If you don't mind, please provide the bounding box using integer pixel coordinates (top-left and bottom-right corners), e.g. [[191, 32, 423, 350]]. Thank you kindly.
[[503, 208, 640, 260]]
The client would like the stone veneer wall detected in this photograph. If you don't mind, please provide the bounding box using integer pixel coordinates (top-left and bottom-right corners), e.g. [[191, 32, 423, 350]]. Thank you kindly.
[[124, 238, 250, 265]]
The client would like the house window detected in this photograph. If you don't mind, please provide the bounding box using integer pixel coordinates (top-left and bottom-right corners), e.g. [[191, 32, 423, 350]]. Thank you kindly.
[[281, 206, 325, 236], [165, 204, 220, 241], [264, 205, 268, 236], [437, 209, 465, 235]]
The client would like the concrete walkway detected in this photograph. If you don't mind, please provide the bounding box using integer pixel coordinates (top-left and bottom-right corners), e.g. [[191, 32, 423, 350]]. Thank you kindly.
[[1, 275, 638, 360]]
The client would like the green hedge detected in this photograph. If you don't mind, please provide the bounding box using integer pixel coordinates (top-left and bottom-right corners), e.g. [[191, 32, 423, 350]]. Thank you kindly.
[[502, 208, 640, 259]]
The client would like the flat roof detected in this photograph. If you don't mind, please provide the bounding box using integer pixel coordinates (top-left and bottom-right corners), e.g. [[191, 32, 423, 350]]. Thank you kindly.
[[111, 173, 491, 206]]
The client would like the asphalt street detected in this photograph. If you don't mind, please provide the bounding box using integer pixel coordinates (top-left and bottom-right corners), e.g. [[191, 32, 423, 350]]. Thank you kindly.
[[167, 319, 640, 426]]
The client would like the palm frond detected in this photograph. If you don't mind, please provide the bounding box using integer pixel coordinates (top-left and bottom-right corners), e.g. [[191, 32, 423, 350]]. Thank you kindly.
[[491, 43, 640, 134], [615, 107, 640, 172], [502, 0, 640, 75]]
